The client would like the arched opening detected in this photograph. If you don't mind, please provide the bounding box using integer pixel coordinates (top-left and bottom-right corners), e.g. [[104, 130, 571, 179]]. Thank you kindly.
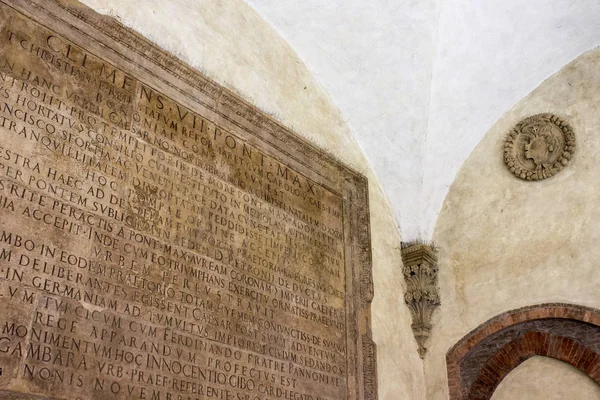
[[446, 303, 600, 400]]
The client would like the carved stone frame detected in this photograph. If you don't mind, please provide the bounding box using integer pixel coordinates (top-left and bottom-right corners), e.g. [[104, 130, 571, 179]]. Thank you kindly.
[[0, 0, 377, 399]]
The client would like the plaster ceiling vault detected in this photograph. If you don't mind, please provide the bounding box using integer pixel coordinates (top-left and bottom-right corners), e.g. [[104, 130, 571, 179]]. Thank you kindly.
[[245, 0, 600, 240]]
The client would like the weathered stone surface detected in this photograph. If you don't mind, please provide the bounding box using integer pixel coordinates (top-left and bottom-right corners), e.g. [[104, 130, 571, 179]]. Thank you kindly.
[[503, 113, 575, 181], [0, 1, 375, 399], [0, 390, 58, 399], [400, 243, 439, 359]]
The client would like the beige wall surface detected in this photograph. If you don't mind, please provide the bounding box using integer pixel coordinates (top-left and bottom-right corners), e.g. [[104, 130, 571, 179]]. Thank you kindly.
[[491, 356, 600, 400], [428, 48, 600, 399], [76, 0, 426, 398], [32, 2, 600, 399]]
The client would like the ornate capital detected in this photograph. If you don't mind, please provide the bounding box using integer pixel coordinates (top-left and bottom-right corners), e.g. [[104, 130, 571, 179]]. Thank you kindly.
[[400, 243, 440, 359]]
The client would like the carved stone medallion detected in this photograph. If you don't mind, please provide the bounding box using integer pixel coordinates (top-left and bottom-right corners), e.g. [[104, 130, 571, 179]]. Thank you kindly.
[[504, 114, 575, 180]]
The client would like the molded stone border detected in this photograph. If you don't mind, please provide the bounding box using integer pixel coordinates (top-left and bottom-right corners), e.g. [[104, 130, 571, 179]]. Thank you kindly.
[[446, 303, 600, 400], [1, 1, 377, 399]]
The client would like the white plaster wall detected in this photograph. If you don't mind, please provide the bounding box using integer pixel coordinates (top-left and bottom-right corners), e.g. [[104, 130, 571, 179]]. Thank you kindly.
[[245, 0, 440, 240], [76, 0, 426, 398], [241, 0, 600, 241], [490, 357, 600, 400], [423, 0, 600, 238], [428, 48, 600, 399]]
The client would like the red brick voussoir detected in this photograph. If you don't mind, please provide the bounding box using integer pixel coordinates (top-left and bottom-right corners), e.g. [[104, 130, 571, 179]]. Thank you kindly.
[[446, 303, 600, 400]]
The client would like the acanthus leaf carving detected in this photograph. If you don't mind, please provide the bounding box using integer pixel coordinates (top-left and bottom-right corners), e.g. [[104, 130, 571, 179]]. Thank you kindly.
[[400, 243, 440, 359]]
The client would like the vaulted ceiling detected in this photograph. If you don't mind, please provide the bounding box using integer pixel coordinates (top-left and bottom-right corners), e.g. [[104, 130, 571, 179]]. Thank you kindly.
[[245, 0, 600, 240], [78, 0, 600, 241]]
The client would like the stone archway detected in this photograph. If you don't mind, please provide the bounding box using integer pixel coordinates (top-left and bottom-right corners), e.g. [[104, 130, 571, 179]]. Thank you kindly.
[[446, 303, 600, 400]]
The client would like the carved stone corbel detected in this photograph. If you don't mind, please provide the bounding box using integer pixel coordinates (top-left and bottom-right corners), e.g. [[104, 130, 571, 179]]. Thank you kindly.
[[400, 243, 440, 359]]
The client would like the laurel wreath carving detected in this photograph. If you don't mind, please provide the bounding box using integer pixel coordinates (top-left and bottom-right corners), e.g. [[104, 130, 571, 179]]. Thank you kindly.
[[504, 114, 575, 180]]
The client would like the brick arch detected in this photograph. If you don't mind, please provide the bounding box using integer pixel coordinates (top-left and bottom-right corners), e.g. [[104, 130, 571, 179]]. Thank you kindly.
[[446, 303, 600, 400]]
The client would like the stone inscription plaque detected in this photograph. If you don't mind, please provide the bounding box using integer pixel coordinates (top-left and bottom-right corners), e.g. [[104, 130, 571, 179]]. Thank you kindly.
[[0, 1, 375, 400]]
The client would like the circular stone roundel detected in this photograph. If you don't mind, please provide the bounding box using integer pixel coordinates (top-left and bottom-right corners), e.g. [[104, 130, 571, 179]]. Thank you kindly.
[[504, 113, 576, 180]]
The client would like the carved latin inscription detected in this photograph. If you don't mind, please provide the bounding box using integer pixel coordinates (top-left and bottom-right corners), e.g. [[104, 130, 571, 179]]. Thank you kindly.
[[0, 2, 375, 399]]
